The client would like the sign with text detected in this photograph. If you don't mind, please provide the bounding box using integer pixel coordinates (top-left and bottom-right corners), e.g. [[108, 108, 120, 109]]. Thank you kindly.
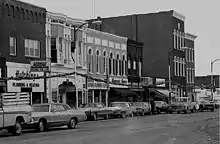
[[7, 62, 44, 92], [88, 82, 107, 89], [30, 61, 49, 72]]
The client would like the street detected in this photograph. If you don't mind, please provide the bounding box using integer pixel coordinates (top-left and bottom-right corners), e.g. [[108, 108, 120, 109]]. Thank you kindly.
[[0, 110, 219, 144]]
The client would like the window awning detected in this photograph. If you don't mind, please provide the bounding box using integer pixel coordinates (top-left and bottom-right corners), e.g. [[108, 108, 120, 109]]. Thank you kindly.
[[157, 89, 175, 97], [113, 88, 139, 97]]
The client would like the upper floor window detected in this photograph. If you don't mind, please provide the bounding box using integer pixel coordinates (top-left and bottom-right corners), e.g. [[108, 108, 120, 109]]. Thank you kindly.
[[133, 60, 136, 70], [109, 53, 113, 75], [128, 58, 131, 69], [25, 39, 40, 58], [122, 55, 125, 76], [103, 51, 106, 73], [96, 50, 100, 73], [116, 54, 119, 75], [88, 48, 93, 73], [139, 61, 142, 76], [9, 37, 16, 56]]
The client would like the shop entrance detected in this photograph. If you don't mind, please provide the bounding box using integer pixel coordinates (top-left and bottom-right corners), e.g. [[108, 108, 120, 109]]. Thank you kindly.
[[66, 92, 76, 108]]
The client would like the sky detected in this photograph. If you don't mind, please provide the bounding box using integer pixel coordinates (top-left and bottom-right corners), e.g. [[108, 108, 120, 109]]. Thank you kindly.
[[22, 0, 220, 76]]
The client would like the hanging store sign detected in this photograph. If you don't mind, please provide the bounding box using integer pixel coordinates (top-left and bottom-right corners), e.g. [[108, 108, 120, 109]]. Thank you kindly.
[[30, 61, 49, 72]]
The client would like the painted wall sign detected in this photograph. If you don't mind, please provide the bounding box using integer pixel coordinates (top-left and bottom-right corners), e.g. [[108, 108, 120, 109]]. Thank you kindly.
[[7, 62, 44, 92]]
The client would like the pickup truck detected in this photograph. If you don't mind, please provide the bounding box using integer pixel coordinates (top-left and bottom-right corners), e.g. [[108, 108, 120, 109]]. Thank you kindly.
[[0, 92, 32, 136]]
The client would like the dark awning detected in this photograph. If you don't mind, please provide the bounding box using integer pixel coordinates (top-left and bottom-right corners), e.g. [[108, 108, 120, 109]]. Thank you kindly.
[[113, 88, 139, 97]]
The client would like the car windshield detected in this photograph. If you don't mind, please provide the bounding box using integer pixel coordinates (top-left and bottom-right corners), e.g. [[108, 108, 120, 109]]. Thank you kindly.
[[32, 105, 49, 112], [131, 102, 144, 106], [111, 103, 127, 107], [155, 101, 162, 106], [62, 104, 72, 110]]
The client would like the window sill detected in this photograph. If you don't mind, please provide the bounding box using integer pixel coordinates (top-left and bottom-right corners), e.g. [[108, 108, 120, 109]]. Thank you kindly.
[[10, 54, 16, 57]]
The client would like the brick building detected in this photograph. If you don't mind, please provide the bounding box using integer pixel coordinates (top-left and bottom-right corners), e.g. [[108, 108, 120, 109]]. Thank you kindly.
[[184, 33, 197, 99], [89, 10, 196, 97], [0, 0, 46, 104], [85, 28, 134, 105]]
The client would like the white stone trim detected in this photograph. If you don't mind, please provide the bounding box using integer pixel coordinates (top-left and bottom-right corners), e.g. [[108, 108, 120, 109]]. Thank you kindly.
[[185, 33, 197, 41], [172, 11, 185, 21]]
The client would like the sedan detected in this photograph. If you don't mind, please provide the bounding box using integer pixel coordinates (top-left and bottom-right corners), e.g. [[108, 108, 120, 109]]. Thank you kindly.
[[80, 103, 113, 121], [155, 101, 169, 114], [29, 103, 87, 132], [131, 102, 151, 116]]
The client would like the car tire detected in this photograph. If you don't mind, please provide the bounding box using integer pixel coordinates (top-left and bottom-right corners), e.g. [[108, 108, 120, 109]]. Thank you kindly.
[[37, 119, 46, 132], [184, 110, 188, 114], [68, 118, 77, 129], [11, 121, 22, 136], [169, 111, 173, 114], [210, 108, 214, 112]]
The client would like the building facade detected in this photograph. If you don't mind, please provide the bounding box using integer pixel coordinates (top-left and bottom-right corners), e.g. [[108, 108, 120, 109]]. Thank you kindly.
[[89, 10, 195, 97], [85, 28, 128, 106], [184, 33, 197, 100], [127, 39, 144, 100], [0, 0, 46, 104], [46, 11, 87, 108]]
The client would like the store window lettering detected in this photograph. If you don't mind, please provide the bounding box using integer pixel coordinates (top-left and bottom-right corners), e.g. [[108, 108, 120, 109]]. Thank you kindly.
[[15, 70, 39, 78], [12, 82, 40, 87]]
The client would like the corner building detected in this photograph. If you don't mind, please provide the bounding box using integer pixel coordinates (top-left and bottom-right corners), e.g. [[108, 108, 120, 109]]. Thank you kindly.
[[46, 12, 87, 108], [0, 0, 46, 104], [85, 28, 128, 106]]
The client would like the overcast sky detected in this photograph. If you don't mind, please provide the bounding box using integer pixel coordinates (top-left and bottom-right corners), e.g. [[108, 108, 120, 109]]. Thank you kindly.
[[22, 0, 220, 76]]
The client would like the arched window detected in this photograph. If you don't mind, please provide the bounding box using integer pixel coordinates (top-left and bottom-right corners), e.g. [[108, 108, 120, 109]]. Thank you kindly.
[[116, 54, 119, 75], [103, 51, 106, 73], [4, 4, 10, 16], [11, 5, 15, 18], [109, 53, 113, 75], [88, 48, 92, 73], [30, 11, 33, 22], [122, 55, 125, 76], [16, 7, 20, 19], [21, 8, 25, 19], [96, 50, 100, 73], [26, 9, 29, 20]]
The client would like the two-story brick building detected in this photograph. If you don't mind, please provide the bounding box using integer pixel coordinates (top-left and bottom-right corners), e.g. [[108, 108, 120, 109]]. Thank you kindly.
[[184, 33, 197, 100], [89, 10, 196, 98], [85, 28, 132, 106], [46, 11, 87, 108], [0, 0, 46, 104]]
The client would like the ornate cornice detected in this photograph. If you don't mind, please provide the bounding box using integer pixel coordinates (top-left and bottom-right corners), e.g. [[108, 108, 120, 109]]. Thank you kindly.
[[172, 10, 185, 21]]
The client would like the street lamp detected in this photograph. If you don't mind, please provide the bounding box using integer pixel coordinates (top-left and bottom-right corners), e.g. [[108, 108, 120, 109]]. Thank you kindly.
[[72, 17, 102, 108], [210, 58, 220, 100]]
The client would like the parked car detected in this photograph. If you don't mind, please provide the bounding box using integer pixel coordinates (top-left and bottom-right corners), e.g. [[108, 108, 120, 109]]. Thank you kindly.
[[29, 103, 87, 132], [131, 102, 151, 116], [79, 103, 113, 121], [154, 101, 169, 114], [109, 102, 134, 118], [167, 97, 195, 114], [199, 100, 215, 112]]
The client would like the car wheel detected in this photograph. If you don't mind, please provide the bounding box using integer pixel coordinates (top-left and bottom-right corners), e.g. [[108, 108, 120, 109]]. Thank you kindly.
[[104, 114, 109, 120], [37, 119, 46, 132], [68, 118, 77, 129], [169, 111, 173, 114], [184, 110, 188, 114], [11, 121, 22, 136], [210, 108, 214, 112]]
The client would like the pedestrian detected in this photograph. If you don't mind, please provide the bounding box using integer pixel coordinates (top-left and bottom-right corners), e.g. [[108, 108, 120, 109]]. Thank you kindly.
[[150, 98, 155, 115]]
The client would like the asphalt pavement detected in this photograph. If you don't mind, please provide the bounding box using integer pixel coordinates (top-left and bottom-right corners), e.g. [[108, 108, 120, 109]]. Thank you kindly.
[[0, 110, 219, 144]]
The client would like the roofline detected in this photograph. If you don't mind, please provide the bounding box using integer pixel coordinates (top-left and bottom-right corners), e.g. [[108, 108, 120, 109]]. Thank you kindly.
[[17, 0, 46, 10], [185, 32, 198, 41]]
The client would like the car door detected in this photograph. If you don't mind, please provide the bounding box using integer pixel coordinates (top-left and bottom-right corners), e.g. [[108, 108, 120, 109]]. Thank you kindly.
[[50, 104, 61, 125], [56, 104, 68, 124]]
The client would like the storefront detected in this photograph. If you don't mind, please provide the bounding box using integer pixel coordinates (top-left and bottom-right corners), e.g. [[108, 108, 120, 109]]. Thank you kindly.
[[6, 62, 44, 104], [87, 80, 108, 106]]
